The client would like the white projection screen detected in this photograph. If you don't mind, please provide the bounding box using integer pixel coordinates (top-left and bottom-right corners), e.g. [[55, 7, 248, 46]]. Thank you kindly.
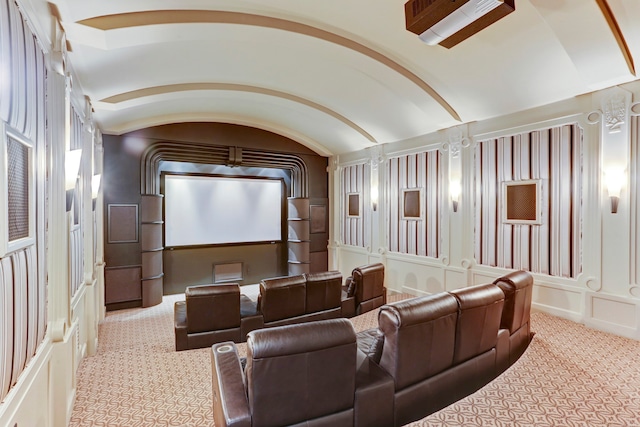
[[164, 174, 283, 247]]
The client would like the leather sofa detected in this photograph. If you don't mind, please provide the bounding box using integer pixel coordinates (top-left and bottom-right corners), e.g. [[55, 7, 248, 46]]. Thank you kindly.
[[211, 318, 394, 427], [174, 283, 262, 351], [341, 263, 386, 318], [174, 271, 344, 350], [257, 271, 343, 327], [356, 270, 534, 426], [210, 270, 534, 427]]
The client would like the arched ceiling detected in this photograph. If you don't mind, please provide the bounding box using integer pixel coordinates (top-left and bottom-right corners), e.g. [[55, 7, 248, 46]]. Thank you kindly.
[[26, 0, 640, 155]]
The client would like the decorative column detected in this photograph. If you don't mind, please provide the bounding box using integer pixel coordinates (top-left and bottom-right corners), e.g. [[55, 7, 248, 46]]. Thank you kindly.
[[288, 197, 310, 275], [598, 87, 632, 294], [140, 194, 164, 306]]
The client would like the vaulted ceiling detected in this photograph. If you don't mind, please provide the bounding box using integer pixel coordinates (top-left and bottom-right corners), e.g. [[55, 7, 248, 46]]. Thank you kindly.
[[24, 0, 640, 155]]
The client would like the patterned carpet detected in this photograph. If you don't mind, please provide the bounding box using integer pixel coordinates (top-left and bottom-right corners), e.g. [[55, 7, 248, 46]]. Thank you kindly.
[[70, 293, 640, 427]]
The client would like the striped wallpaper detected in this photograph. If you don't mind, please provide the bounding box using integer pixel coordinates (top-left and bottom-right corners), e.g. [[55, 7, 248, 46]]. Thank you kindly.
[[474, 124, 583, 278], [341, 163, 369, 247], [387, 150, 441, 257], [0, 0, 47, 403]]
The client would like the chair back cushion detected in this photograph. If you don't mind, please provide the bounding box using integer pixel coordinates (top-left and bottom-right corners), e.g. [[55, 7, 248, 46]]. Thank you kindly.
[[352, 263, 385, 303], [304, 271, 342, 314], [245, 318, 357, 427], [258, 275, 306, 323], [378, 293, 458, 390], [185, 284, 240, 333], [450, 283, 505, 365], [494, 270, 533, 334]]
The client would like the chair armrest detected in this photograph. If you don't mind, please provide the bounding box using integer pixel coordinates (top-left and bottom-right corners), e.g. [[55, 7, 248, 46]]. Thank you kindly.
[[354, 357, 395, 427], [341, 292, 356, 318], [174, 301, 188, 351], [496, 328, 510, 376], [211, 342, 251, 427], [240, 314, 264, 340]]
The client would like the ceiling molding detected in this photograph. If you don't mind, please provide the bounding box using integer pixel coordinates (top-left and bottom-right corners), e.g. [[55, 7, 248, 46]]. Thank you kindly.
[[77, 10, 462, 122], [98, 83, 377, 143], [595, 0, 636, 76]]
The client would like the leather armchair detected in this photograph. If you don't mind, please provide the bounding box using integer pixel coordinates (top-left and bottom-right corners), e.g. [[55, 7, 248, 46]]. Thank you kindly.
[[174, 283, 262, 351], [211, 319, 359, 427], [341, 263, 386, 318]]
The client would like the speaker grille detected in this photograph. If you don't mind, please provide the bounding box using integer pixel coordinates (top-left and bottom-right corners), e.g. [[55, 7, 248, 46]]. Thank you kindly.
[[7, 136, 29, 241]]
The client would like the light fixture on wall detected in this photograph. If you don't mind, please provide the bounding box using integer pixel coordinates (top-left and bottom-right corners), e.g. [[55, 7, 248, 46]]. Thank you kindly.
[[65, 149, 82, 211], [405, 0, 515, 48], [91, 174, 101, 210], [450, 180, 461, 213], [371, 185, 379, 212], [604, 168, 624, 214]]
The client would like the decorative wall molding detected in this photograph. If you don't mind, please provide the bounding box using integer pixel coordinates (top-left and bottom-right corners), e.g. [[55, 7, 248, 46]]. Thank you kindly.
[[603, 94, 627, 133], [474, 123, 583, 278]]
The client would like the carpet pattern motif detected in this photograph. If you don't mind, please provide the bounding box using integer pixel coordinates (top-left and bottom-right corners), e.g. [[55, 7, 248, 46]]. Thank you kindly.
[[70, 293, 640, 427]]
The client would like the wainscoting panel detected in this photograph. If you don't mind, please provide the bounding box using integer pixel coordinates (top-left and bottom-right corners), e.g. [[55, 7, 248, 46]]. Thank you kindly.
[[533, 282, 583, 319], [386, 255, 445, 295], [474, 124, 583, 278], [387, 150, 441, 258], [105, 266, 142, 304], [586, 292, 639, 338]]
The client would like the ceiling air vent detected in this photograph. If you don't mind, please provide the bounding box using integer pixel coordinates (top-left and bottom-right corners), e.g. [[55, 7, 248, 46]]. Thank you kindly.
[[405, 0, 515, 48]]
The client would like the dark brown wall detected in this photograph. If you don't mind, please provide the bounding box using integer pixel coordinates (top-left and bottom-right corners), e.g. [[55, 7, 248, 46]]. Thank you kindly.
[[103, 123, 329, 308]]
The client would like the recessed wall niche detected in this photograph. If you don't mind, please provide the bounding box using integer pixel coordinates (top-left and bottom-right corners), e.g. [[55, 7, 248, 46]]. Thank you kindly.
[[402, 188, 423, 220], [347, 193, 360, 218]]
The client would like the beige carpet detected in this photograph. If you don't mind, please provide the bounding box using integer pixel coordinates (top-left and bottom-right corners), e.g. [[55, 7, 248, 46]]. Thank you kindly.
[[70, 294, 640, 427]]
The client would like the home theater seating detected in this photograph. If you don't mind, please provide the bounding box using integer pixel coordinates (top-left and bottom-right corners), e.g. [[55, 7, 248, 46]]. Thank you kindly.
[[210, 270, 535, 426], [174, 264, 386, 351]]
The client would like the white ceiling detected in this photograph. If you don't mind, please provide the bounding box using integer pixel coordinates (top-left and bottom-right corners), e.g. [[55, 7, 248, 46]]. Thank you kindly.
[[24, 0, 640, 155]]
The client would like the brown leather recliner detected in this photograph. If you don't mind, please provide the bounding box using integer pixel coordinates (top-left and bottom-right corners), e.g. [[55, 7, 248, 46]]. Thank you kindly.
[[174, 283, 262, 351], [373, 283, 505, 426], [493, 270, 534, 366], [341, 263, 386, 318], [211, 318, 394, 427]]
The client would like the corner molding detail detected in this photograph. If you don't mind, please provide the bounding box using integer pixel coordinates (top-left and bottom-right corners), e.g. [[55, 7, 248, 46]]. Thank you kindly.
[[603, 94, 627, 134]]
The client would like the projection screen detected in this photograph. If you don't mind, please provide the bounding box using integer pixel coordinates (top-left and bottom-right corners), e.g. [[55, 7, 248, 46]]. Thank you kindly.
[[164, 174, 283, 247]]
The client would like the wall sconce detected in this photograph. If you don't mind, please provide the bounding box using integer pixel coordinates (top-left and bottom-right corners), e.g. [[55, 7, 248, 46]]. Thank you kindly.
[[604, 168, 624, 214], [91, 174, 102, 210], [450, 180, 461, 213], [65, 149, 82, 211], [371, 185, 379, 212]]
